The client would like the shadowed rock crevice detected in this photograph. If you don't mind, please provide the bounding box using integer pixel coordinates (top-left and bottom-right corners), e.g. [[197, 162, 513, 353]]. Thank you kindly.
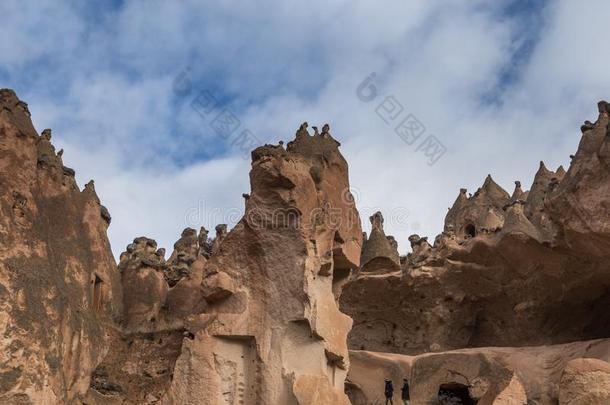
[[438, 383, 476, 405]]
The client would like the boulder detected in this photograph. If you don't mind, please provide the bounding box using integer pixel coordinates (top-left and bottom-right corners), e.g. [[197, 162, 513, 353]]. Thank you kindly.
[[559, 358, 610, 404]]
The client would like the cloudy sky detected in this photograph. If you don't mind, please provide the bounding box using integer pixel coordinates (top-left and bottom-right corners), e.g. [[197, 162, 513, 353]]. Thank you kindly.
[[2, 0, 609, 259]]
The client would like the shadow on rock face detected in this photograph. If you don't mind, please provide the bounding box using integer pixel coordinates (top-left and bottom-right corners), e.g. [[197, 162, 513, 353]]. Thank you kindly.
[[438, 383, 476, 405]]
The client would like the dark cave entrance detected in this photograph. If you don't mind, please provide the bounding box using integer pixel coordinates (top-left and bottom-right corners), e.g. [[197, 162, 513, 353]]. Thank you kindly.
[[438, 383, 476, 405], [93, 274, 104, 312], [464, 224, 476, 238]]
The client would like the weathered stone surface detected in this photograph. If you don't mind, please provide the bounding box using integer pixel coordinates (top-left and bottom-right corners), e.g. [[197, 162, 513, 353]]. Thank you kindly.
[[359, 212, 400, 274], [163, 123, 362, 404], [0, 89, 122, 403], [559, 358, 610, 405], [84, 328, 185, 404], [201, 270, 235, 302], [346, 350, 411, 405], [348, 338, 610, 405], [118, 237, 168, 330], [5, 89, 610, 405], [341, 101, 610, 355], [444, 175, 510, 240]]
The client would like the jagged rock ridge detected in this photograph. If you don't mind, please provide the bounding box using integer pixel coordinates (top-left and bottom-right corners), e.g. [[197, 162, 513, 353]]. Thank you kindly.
[[340, 100, 610, 404], [0, 93, 363, 405], [0, 89, 122, 404], [3, 88, 610, 405]]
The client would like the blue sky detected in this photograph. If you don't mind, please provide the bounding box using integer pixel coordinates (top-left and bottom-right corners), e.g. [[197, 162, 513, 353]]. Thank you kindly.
[[2, 0, 610, 258]]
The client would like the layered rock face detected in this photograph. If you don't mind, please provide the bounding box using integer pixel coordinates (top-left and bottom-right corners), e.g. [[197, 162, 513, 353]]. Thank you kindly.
[[5, 87, 610, 405], [162, 123, 362, 405], [341, 101, 610, 403], [348, 339, 610, 404], [0, 89, 122, 404], [91, 123, 364, 404], [0, 92, 362, 405]]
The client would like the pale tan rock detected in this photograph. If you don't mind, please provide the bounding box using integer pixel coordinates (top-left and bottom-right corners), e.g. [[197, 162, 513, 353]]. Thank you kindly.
[[6, 89, 610, 405], [407, 234, 432, 266], [211, 223, 227, 255], [163, 123, 362, 404], [359, 211, 400, 274], [524, 161, 561, 241], [500, 200, 541, 240], [165, 257, 207, 316], [0, 89, 122, 404], [510, 180, 527, 203], [346, 350, 412, 405], [348, 339, 610, 405], [201, 270, 235, 302], [547, 101, 610, 255], [342, 102, 610, 356], [559, 358, 610, 405], [492, 373, 527, 405], [119, 237, 168, 329], [444, 175, 509, 240]]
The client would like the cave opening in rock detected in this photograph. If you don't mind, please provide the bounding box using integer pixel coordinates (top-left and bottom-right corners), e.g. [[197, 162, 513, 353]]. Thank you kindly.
[[438, 383, 476, 405], [331, 231, 353, 301], [465, 224, 476, 238], [93, 274, 104, 312]]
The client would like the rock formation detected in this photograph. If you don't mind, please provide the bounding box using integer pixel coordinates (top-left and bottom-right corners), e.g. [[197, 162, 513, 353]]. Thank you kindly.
[[559, 357, 610, 404], [359, 212, 400, 274], [341, 100, 610, 404], [162, 123, 362, 405], [347, 339, 610, 404], [0, 89, 122, 404], [0, 94, 362, 405], [4, 88, 610, 405], [90, 123, 364, 404]]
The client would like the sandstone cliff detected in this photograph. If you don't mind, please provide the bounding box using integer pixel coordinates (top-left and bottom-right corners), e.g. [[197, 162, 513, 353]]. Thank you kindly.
[[4, 88, 610, 405], [340, 101, 610, 404], [0, 89, 122, 404], [0, 92, 363, 405], [155, 123, 363, 405]]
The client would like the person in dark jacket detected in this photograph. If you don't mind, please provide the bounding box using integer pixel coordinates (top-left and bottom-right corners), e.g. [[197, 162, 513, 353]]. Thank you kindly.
[[401, 378, 410, 404], [384, 379, 394, 405]]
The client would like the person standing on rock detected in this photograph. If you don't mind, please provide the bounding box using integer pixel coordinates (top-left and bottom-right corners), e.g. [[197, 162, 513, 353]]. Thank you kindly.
[[384, 379, 394, 405], [401, 378, 410, 404]]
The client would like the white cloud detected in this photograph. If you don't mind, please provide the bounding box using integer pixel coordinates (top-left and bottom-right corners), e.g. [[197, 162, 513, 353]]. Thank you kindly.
[[4, 0, 610, 259], [0, 1, 84, 68]]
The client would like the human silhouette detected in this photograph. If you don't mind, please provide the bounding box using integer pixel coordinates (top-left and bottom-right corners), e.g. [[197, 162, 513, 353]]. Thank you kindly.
[[384, 379, 394, 405], [401, 378, 410, 404]]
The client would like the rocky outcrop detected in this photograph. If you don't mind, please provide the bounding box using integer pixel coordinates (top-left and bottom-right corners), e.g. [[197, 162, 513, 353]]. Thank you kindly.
[[347, 338, 610, 405], [87, 123, 363, 405], [164, 228, 198, 287], [559, 357, 610, 404], [5, 88, 610, 405], [162, 122, 362, 405], [359, 212, 400, 274], [341, 101, 610, 358], [444, 175, 510, 239], [118, 237, 168, 329], [1, 92, 363, 405], [340, 101, 610, 403], [0, 89, 122, 404], [547, 101, 610, 256]]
